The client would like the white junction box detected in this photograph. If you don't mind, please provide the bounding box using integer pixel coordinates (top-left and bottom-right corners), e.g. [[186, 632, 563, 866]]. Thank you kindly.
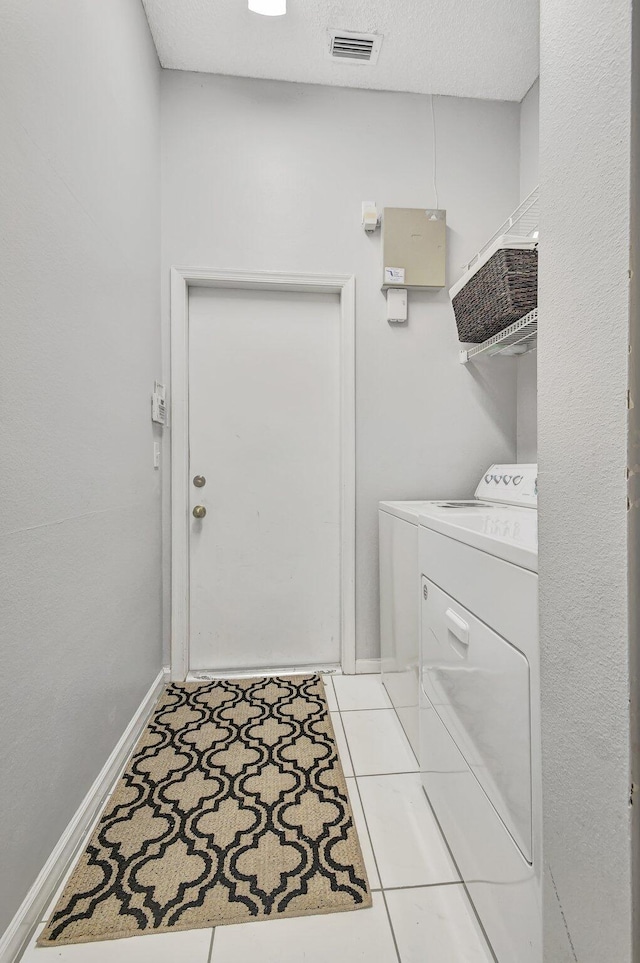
[[362, 200, 380, 232], [382, 208, 446, 290], [386, 288, 408, 323]]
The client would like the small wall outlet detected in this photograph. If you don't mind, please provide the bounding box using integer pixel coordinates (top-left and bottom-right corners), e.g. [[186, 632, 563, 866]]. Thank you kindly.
[[153, 441, 161, 469]]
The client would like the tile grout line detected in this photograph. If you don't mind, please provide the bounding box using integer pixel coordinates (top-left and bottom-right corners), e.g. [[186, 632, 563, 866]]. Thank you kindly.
[[331, 676, 393, 714], [419, 784, 499, 963], [337, 694, 415, 897], [356, 766, 463, 893], [335, 706, 358, 798], [337, 705, 395, 712], [323, 675, 342, 714], [338, 685, 474, 961], [346, 769, 420, 778], [339, 697, 422, 963], [207, 926, 216, 963], [381, 889, 403, 963], [349, 755, 451, 915], [343, 743, 401, 959], [381, 881, 464, 892], [347, 771, 384, 892], [334, 704, 387, 892]]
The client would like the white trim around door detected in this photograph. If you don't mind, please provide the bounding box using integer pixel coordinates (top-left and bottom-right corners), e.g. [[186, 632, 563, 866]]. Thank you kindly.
[[169, 268, 356, 681]]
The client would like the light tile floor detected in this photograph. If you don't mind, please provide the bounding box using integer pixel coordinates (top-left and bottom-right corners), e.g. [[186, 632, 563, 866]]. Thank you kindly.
[[22, 675, 494, 963]]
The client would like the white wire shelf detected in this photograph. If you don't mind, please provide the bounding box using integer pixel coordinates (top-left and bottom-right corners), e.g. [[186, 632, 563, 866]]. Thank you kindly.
[[459, 309, 538, 364], [460, 186, 539, 278]]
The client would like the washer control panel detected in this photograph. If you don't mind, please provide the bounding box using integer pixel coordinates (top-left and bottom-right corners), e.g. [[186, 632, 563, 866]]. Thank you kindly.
[[473, 464, 537, 508]]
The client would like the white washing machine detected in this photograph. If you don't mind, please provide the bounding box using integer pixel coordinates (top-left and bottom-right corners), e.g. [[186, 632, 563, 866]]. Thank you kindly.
[[379, 501, 435, 758], [418, 465, 540, 963]]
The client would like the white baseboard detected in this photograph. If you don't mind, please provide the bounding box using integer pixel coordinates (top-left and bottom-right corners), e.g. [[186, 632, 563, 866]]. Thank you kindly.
[[355, 658, 381, 675], [186, 662, 342, 681], [0, 668, 167, 963]]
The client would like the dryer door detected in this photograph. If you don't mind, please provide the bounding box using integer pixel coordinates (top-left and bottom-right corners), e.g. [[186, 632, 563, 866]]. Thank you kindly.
[[421, 577, 532, 861]]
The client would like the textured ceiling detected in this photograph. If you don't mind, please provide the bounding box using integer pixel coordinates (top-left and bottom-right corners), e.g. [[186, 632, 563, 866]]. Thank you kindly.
[[141, 0, 539, 102]]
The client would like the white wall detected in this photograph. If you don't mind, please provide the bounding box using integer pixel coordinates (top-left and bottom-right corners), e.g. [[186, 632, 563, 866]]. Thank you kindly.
[[516, 350, 537, 462], [538, 0, 634, 958], [517, 79, 539, 463], [0, 0, 162, 934], [629, 3, 640, 948], [520, 80, 540, 200], [161, 72, 521, 665]]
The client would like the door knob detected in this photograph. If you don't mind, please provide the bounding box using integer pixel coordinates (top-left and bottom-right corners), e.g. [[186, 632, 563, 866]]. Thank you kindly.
[[193, 475, 206, 488], [193, 505, 206, 519]]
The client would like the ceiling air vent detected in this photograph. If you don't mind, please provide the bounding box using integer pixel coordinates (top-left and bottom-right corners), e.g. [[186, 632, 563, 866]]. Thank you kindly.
[[328, 30, 382, 65]]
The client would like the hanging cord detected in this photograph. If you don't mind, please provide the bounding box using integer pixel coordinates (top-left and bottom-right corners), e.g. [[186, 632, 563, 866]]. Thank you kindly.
[[430, 92, 439, 209]]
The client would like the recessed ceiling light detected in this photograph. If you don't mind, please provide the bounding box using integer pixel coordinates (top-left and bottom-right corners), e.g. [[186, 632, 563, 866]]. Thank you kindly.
[[248, 0, 286, 15]]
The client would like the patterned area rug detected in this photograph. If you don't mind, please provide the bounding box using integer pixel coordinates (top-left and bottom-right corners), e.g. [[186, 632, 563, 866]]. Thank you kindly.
[[38, 675, 371, 946]]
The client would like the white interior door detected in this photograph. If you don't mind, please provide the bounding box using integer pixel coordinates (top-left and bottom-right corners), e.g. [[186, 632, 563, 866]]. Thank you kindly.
[[187, 286, 342, 672]]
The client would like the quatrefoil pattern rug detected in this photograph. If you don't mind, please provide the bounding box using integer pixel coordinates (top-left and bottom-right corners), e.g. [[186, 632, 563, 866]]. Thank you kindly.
[[38, 675, 371, 946]]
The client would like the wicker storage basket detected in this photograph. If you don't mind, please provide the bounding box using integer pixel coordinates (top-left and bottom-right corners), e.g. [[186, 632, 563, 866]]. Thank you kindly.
[[452, 246, 538, 343]]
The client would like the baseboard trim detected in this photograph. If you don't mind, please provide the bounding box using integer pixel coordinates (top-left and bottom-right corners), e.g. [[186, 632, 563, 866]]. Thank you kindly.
[[355, 658, 381, 674], [0, 668, 167, 963], [186, 663, 342, 681]]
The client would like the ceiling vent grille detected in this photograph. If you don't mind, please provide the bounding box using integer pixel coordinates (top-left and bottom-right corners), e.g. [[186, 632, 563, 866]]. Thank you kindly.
[[328, 30, 382, 65]]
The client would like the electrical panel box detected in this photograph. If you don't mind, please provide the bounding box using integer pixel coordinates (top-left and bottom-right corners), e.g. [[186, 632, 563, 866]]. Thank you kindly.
[[382, 208, 446, 290]]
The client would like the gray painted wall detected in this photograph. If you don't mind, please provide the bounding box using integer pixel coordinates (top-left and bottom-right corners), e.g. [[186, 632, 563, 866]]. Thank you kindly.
[[516, 350, 537, 463], [520, 80, 540, 201], [629, 4, 640, 952], [517, 79, 539, 463], [0, 0, 163, 932], [538, 0, 634, 958], [160, 72, 521, 665]]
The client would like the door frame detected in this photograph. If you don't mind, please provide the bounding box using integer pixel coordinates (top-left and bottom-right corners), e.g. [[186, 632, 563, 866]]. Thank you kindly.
[[169, 267, 356, 681]]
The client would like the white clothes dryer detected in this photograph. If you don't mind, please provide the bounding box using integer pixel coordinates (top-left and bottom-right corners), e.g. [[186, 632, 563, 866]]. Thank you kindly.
[[418, 465, 540, 963]]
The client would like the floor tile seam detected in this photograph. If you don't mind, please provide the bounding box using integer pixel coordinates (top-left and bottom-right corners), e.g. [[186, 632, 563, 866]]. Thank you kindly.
[[346, 767, 386, 896], [350, 769, 420, 778], [381, 889, 402, 963], [417, 783, 502, 963], [337, 712, 385, 896], [338, 709, 418, 784], [338, 706, 394, 713], [330, 710, 354, 778], [418, 785, 464, 887], [338, 711, 418, 774], [381, 881, 464, 893]]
